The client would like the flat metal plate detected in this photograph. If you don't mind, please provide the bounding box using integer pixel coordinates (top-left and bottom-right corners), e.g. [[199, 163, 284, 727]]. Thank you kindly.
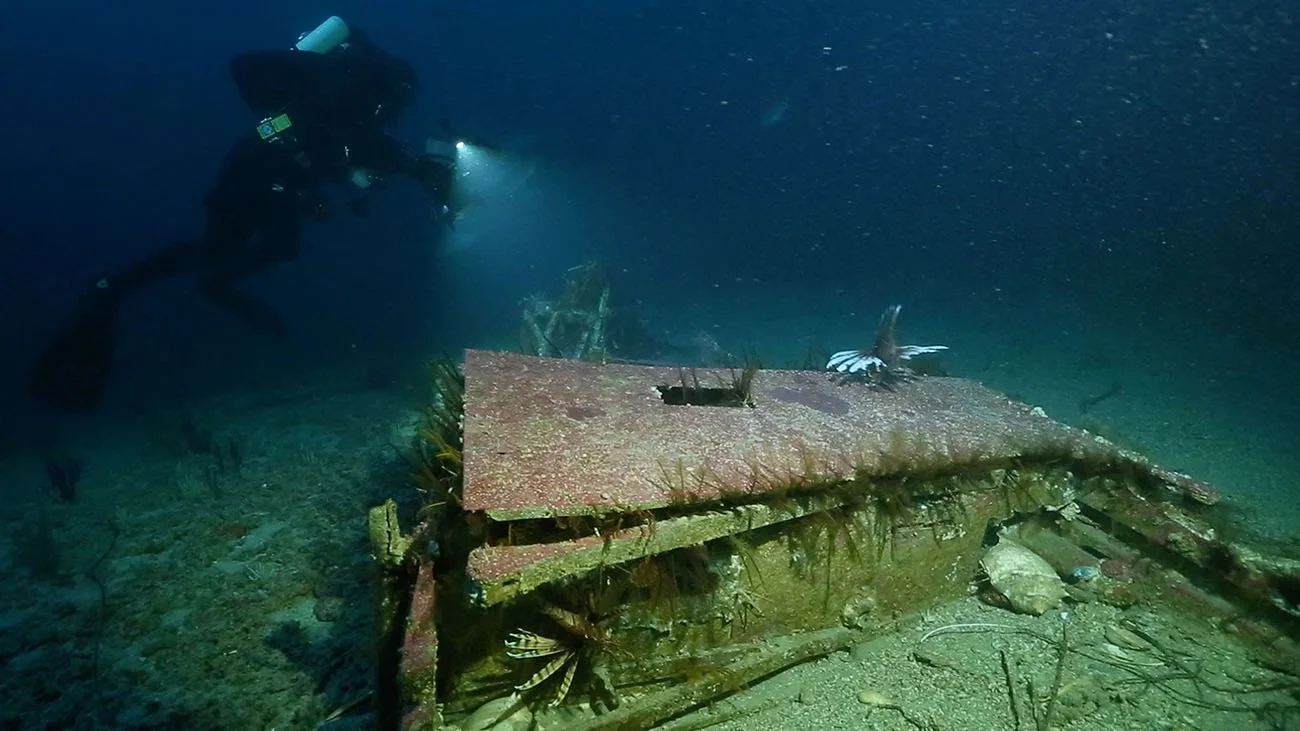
[[460, 350, 1140, 520]]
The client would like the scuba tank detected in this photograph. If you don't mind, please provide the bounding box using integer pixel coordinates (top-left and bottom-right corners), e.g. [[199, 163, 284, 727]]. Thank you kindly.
[[295, 16, 350, 54]]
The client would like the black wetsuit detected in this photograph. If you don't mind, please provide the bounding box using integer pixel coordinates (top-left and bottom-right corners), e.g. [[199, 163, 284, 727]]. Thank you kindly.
[[28, 38, 454, 411], [100, 42, 451, 331]]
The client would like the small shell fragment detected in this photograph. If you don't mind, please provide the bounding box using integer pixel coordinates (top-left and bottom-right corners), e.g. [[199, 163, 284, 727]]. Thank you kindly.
[[857, 689, 897, 708]]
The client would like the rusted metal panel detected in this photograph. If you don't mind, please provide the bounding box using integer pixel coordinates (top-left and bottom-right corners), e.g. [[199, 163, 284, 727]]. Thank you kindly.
[[399, 562, 441, 731], [391, 351, 1284, 730], [461, 350, 1213, 521]]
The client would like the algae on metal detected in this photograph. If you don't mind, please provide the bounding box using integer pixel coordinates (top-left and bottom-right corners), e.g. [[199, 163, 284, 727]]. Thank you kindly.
[[520, 260, 615, 361], [367, 498, 421, 730], [368, 359, 473, 731], [438, 466, 1071, 725], [384, 350, 1270, 730], [466, 463, 1076, 607], [468, 491, 850, 606], [458, 351, 1216, 522]]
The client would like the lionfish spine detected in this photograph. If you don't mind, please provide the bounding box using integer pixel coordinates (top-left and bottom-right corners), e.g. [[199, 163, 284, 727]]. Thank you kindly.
[[505, 630, 567, 658], [515, 651, 575, 692]]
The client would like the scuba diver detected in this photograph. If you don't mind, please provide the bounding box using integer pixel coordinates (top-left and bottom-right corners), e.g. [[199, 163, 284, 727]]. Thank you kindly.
[[28, 17, 460, 412]]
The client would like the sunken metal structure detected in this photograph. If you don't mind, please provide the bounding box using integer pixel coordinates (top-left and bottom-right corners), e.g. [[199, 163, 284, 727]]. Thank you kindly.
[[372, 350, 1300, 730], [519, 261, 614, 361]]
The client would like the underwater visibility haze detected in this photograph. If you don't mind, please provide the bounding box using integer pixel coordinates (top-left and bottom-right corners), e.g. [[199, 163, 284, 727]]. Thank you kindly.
[[0, 0, 1297, 728]]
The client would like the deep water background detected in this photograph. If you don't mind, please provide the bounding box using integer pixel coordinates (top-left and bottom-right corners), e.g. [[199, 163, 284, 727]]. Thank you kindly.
[[1, 0, 1296, 442]]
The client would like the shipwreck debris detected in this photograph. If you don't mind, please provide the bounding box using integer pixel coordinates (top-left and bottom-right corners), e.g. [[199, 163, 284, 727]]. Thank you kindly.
[[373, 350, 1298, 730]]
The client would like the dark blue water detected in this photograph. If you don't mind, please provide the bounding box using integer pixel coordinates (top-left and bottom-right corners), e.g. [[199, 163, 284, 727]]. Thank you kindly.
[[3, 0, 1296, 428]]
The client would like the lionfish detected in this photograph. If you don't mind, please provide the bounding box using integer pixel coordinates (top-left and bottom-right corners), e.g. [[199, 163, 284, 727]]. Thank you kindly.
[[826, 305, 948, 377]]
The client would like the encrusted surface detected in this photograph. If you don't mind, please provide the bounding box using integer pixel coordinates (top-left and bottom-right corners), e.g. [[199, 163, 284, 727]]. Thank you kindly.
[[461, 350, 1197, 520], [467, 493, 852, 604]]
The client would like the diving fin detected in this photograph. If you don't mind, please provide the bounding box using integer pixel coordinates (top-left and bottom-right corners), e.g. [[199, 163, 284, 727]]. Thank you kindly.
[[28, 300, 120, 413]]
